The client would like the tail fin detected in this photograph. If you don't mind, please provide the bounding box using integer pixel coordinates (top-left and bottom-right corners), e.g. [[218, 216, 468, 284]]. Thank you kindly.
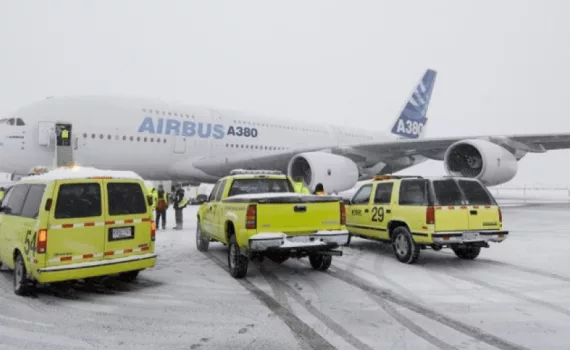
[[390, 69, 437, 139]]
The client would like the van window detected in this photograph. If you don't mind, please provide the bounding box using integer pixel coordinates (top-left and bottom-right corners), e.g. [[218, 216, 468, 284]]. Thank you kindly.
[[458, 180, 495, 205], [20, 185, 46, 219], [2, 184, 30, 215], [374, 183, 393, 204], [107, 183, 146, 215], [54, 183, 102, 219], [432, 179, 464, 206], [352, 185, 372, 205], [399, 180, 429, 206]]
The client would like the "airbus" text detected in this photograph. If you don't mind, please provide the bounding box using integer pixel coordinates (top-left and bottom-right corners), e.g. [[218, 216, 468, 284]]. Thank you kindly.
[[137, 117, 259, 139]]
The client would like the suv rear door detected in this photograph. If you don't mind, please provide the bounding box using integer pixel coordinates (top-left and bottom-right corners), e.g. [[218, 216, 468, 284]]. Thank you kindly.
[[47, 180, 106, 267], [457, 179, 501, 231], [430, 179, 470, 232], [103, 179, 152, 259]]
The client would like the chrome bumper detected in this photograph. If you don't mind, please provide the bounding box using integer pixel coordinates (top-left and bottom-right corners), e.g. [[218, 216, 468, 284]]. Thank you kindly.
[[431, 231, 509, 245], [249, 230, 350, 252]]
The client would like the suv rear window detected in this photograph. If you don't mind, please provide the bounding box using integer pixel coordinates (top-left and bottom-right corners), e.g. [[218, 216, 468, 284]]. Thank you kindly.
[[457, 180, 495, 205], [432, 179, 464, 206], [228, 179, 294, 196], [107, 183, 147, 215], [55, 183, 102, 219]]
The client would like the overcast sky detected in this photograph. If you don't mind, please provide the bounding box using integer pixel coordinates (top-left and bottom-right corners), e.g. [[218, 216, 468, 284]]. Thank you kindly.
[[1, 0, 569, 186]]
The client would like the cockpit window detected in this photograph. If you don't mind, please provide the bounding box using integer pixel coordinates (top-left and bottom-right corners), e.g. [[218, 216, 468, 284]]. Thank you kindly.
[[7, 118, 14, 125], [0, 118, 25, 126], [16, 118, 25, 126]]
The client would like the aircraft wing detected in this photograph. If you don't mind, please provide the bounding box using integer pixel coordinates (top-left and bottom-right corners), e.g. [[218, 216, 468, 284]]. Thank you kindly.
[[192, 132, 570, 176]]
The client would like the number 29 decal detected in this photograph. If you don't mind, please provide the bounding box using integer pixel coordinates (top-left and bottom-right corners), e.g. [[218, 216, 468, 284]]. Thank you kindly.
[[371, 207, 384, 222]]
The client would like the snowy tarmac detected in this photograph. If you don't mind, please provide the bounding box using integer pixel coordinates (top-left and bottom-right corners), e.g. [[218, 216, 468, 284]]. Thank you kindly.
[[1, 203, 570, 350]]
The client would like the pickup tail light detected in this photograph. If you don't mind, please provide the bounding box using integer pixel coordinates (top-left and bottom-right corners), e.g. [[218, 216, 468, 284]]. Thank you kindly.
[[426, 206, 435, 225], [151, 221, 156, 241], [37, 229, 47, 254], [246, 204, 257, 229], [498, 207, 502, 223], [340, 202, 346, 225]]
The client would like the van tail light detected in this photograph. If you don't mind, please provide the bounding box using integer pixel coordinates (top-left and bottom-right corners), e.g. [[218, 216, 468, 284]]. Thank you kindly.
[[37, 229, 48, 254], [151, 221, 156, 241], [246, 204, 257, 229], [498, 207, 502, 223], [340, 202, 346, 225], [426, 206, 435, 225]]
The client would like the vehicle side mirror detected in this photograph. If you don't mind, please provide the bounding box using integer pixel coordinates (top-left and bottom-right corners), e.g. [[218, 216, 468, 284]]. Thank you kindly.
[[343, 199, 352, 205]]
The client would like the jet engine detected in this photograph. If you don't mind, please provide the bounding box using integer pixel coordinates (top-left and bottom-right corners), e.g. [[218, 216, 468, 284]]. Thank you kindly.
[[444, 139, 518, 186], [287, 152, 359, 193]]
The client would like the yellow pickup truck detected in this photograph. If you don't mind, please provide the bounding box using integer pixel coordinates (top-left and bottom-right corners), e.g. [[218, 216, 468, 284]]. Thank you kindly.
[[196, 169, 349, 278]]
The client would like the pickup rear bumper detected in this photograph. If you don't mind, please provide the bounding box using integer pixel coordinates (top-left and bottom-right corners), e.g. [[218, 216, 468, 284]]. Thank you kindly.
[[249, 230, 350, 252], [430, 230, 509, 245]]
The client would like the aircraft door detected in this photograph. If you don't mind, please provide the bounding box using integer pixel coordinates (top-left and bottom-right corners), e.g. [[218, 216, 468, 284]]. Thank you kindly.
[[37, 121, 55, 146], [173, 136, 186, 154]]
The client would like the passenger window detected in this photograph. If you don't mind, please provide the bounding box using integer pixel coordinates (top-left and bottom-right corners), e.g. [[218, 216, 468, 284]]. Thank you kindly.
[[107, 183, 147, 215], [20, 185, 46, 219], [208, 182, 221, 202], [214, 180, 226, 201], [374, 183, 393, 204], [352, 185, 372, 205], [432, 180, 464, 206], [2, 184, 30, 215], [458, 180, 495, 205], [54, 183, 102, 219], [398, 180, 429, 206]]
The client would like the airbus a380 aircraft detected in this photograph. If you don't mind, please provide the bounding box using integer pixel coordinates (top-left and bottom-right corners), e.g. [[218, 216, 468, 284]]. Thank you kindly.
[[1, 69, 570, 193]]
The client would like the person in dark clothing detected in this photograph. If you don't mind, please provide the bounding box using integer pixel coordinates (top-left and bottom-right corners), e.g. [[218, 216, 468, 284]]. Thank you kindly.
[[155, 185, 168, 230], [313, 183, 326, 195], [173, 184, 187, 230]]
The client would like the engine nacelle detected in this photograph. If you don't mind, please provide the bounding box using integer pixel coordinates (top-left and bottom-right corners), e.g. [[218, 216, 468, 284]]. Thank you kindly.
[[444, 139, 518, 186], [287, 152, 359, 193]]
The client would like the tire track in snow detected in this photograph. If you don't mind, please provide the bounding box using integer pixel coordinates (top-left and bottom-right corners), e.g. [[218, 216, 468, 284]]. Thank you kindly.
[[304, 261, 531, 350], [204, 252, 336, 350]]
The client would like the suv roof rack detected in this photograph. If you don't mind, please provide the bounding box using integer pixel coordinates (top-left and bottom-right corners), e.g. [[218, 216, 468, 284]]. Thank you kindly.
[[229, 169, 284, 176], [372, 175, 424, 180]]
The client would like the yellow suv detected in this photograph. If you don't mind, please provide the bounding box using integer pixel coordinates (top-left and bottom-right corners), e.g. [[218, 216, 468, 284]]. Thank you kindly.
[[345, 175, 507, 264], [0, 167, 157, 295]]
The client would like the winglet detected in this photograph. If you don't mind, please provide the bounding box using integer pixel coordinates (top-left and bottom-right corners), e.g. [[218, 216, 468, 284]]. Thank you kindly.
[[390, 69, 437, 139]]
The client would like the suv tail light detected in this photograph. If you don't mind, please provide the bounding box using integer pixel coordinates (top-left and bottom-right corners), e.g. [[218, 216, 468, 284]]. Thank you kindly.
[[498, 207, 502, 223], [151, 221, 156, 241], [426, 206, 435, 225], [340, 202, 346, 225], [246, 204, 257, 229], [37, 229, 48, 254]]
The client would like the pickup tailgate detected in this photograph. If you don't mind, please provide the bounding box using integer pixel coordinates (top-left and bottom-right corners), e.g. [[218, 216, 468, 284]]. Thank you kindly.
[[255, 196, 343, 234]]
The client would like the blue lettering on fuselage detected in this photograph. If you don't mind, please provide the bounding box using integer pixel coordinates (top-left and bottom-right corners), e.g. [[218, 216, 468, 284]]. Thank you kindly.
[[137, 117, 256, 139]]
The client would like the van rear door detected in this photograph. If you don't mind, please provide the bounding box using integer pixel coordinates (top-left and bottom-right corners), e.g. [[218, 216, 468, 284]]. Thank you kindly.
[[46, 180, 106, 267], [103, 179, 152, 259], [431, 179, 470, 232], [457, 179, 501, 231]]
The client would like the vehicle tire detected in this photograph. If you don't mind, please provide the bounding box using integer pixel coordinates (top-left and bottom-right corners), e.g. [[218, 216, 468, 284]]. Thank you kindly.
[[452, 245, 481, 260], [196, 219, 210, 252], [228, 235, 248, 278], [391, 226, 420, 264], [118, 270, 140, 282], [267, 253, 289, 264], [13, 253, 31, 296], [309, 254, 332, 271]]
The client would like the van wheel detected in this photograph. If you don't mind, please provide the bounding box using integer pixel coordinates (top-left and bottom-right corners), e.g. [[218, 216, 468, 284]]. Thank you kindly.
[[452, 245, 481, 260], [391, 226, 420, 264], [309, 254, 332, 271], [118, 270, 139, 282], [228, 235, 248, 279], [196, 220, 210, 252], [14, 253, 31, 296]]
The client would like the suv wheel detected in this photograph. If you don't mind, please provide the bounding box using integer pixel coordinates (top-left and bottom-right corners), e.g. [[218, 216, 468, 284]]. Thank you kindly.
[[452, 245, 481, 260], [228, 235, 248, 278], [196, 220, 210, 252], [309, 254, 332, 271], [391, 226, 420, 264], [14, 253, 31, 296]]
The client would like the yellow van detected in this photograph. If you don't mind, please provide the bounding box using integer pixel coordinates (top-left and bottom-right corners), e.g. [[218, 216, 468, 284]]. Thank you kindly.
[[0, 166, 157, 295]]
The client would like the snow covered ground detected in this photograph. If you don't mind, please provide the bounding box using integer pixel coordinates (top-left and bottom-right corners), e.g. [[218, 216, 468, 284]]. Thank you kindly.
[[1, 202, 570, 349]]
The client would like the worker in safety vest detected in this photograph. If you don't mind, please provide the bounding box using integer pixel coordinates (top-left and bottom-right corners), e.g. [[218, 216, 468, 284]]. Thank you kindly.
[[173, 183, 189, 230], [147, 185, 157, 211], [313, 183, 326, 196], [155, 184, 169, 230], [293, 177, 310, 194], [61, 127, 70, 146]]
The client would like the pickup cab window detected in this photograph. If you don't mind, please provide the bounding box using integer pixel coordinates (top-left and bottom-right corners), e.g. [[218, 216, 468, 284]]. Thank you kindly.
[[228, 178, 294, 196]]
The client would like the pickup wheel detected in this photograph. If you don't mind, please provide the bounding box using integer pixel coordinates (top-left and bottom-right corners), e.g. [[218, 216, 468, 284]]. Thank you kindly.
[[228, 235, 248, 278], [391, 226, 420, 264], [195, 219, 210, 252], [309, 254, 332, 271], [452, 245, 481, 260], [14, 253, 31, 296]]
